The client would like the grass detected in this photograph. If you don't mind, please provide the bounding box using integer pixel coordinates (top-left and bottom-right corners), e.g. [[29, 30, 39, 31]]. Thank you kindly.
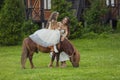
[[0, 33, 120, 80]]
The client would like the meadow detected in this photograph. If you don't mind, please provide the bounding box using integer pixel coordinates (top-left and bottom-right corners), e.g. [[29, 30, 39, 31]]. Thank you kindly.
[[0, 33, 120, 80]]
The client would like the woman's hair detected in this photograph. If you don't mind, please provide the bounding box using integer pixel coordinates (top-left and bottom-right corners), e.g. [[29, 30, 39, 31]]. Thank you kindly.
[[62, 16, 70, 25], [62, 16, 70, 37], [46, 11, 59, 28], [48, 11, 59, 21]]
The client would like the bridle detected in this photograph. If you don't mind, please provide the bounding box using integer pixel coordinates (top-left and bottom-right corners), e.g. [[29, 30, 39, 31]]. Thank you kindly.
[[69, 50, 76, 63]]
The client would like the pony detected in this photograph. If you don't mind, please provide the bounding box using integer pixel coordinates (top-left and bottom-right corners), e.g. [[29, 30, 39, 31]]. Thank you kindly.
[[21, 37, 80, 69]]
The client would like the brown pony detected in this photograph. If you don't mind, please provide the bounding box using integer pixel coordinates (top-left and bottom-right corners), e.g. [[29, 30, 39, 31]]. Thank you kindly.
[[21, 37, 80, 69]]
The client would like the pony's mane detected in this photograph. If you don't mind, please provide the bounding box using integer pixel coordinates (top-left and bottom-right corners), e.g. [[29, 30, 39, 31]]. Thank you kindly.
[[61, 39, 75, 56]]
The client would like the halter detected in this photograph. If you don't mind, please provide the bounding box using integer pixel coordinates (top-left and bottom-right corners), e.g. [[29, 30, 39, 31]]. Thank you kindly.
[[69, 50, 75, 58], [69, 49, 76, 63]]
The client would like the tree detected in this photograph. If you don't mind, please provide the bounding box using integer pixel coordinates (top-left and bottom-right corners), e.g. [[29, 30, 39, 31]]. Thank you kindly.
[[0, 0, 24, 45]]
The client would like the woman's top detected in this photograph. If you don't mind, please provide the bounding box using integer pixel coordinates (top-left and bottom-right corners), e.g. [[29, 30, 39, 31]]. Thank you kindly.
[[57, 22, 69, 38]]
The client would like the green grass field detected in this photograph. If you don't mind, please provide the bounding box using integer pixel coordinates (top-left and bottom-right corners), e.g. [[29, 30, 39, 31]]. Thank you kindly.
[[0, 33, 120, 80]]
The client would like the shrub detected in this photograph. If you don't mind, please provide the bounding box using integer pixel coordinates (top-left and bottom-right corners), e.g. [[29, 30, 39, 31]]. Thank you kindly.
[[81, 32, 98, 39], [21, 20, 39, 38], [85, 24, 112, 34], [0, 0, 24, 45], [116, 19, 120, 32], [83, 0, 112, 34]]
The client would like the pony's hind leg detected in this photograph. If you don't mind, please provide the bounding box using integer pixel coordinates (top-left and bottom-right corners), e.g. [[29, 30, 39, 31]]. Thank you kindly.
[[28, 53, 34, 69], [56, 53, 60, 67], [21, 45, 28, 69], [21, 52, 27, 69]]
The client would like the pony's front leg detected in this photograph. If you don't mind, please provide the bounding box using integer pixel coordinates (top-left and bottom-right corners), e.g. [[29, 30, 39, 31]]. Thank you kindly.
[[56, 53, 60, 67], [48, 52, 56, 68], [28, 53, 34, 69], [21, 51, 27, 69]]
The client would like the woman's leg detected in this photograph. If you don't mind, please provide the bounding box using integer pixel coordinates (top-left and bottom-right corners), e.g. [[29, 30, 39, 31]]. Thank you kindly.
[[54, 45, 58, 53]]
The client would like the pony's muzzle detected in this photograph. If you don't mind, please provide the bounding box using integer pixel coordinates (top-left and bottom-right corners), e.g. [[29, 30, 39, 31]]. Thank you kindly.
[[72, 63, 79, 67]]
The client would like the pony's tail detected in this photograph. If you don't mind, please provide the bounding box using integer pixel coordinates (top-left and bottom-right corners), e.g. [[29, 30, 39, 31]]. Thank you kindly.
[[21, 38, 28, 69]]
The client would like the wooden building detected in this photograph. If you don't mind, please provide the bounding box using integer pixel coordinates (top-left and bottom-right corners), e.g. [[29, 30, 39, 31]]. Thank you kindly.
[[23, 0, 120, 28], [24, 0, 51, 27]]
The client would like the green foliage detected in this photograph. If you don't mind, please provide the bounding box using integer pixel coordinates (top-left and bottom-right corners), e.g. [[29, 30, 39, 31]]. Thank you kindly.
[[116, 19, 120, 32], [84, 24, 112, 34], [81, 24, 112, 39], [84, 0, 107, 25], [51, 0, 82, 39], [83, 0, 111, 34], [0, 0, 24, 45], [21, 20, 39, 38], [81, 31, 99, 39]]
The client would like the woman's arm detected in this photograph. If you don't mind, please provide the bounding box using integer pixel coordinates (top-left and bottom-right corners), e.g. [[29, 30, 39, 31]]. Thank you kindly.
[[48, 22, 52, 29], [61, 26, 69, 41]]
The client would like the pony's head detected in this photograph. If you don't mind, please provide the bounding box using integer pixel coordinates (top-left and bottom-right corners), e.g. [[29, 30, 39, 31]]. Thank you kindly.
[[70, 49, 80, 67], [60, 39, 80, 67]]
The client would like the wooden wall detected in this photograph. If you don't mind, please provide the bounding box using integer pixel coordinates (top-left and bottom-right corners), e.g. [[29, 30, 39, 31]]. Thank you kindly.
[[26, 0, 51, 22]]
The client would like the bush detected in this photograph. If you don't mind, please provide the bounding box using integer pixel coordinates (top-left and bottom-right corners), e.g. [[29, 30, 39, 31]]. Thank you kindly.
[[84, 24, 112, 34], [0, 0, 24, 45], [83, 0, 112, 34], [21, 20, 39, 38], [116, 19, 120, 32], [84, 0, 108, 24], [81, 32, 98, 39], [69, 22, 83, 39]]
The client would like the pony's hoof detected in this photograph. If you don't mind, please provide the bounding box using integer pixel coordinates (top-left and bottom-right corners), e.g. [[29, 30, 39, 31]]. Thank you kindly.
[[31, 66, 35, 69], [21, 66, 26, 69], [48, 64, 53, 68]]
